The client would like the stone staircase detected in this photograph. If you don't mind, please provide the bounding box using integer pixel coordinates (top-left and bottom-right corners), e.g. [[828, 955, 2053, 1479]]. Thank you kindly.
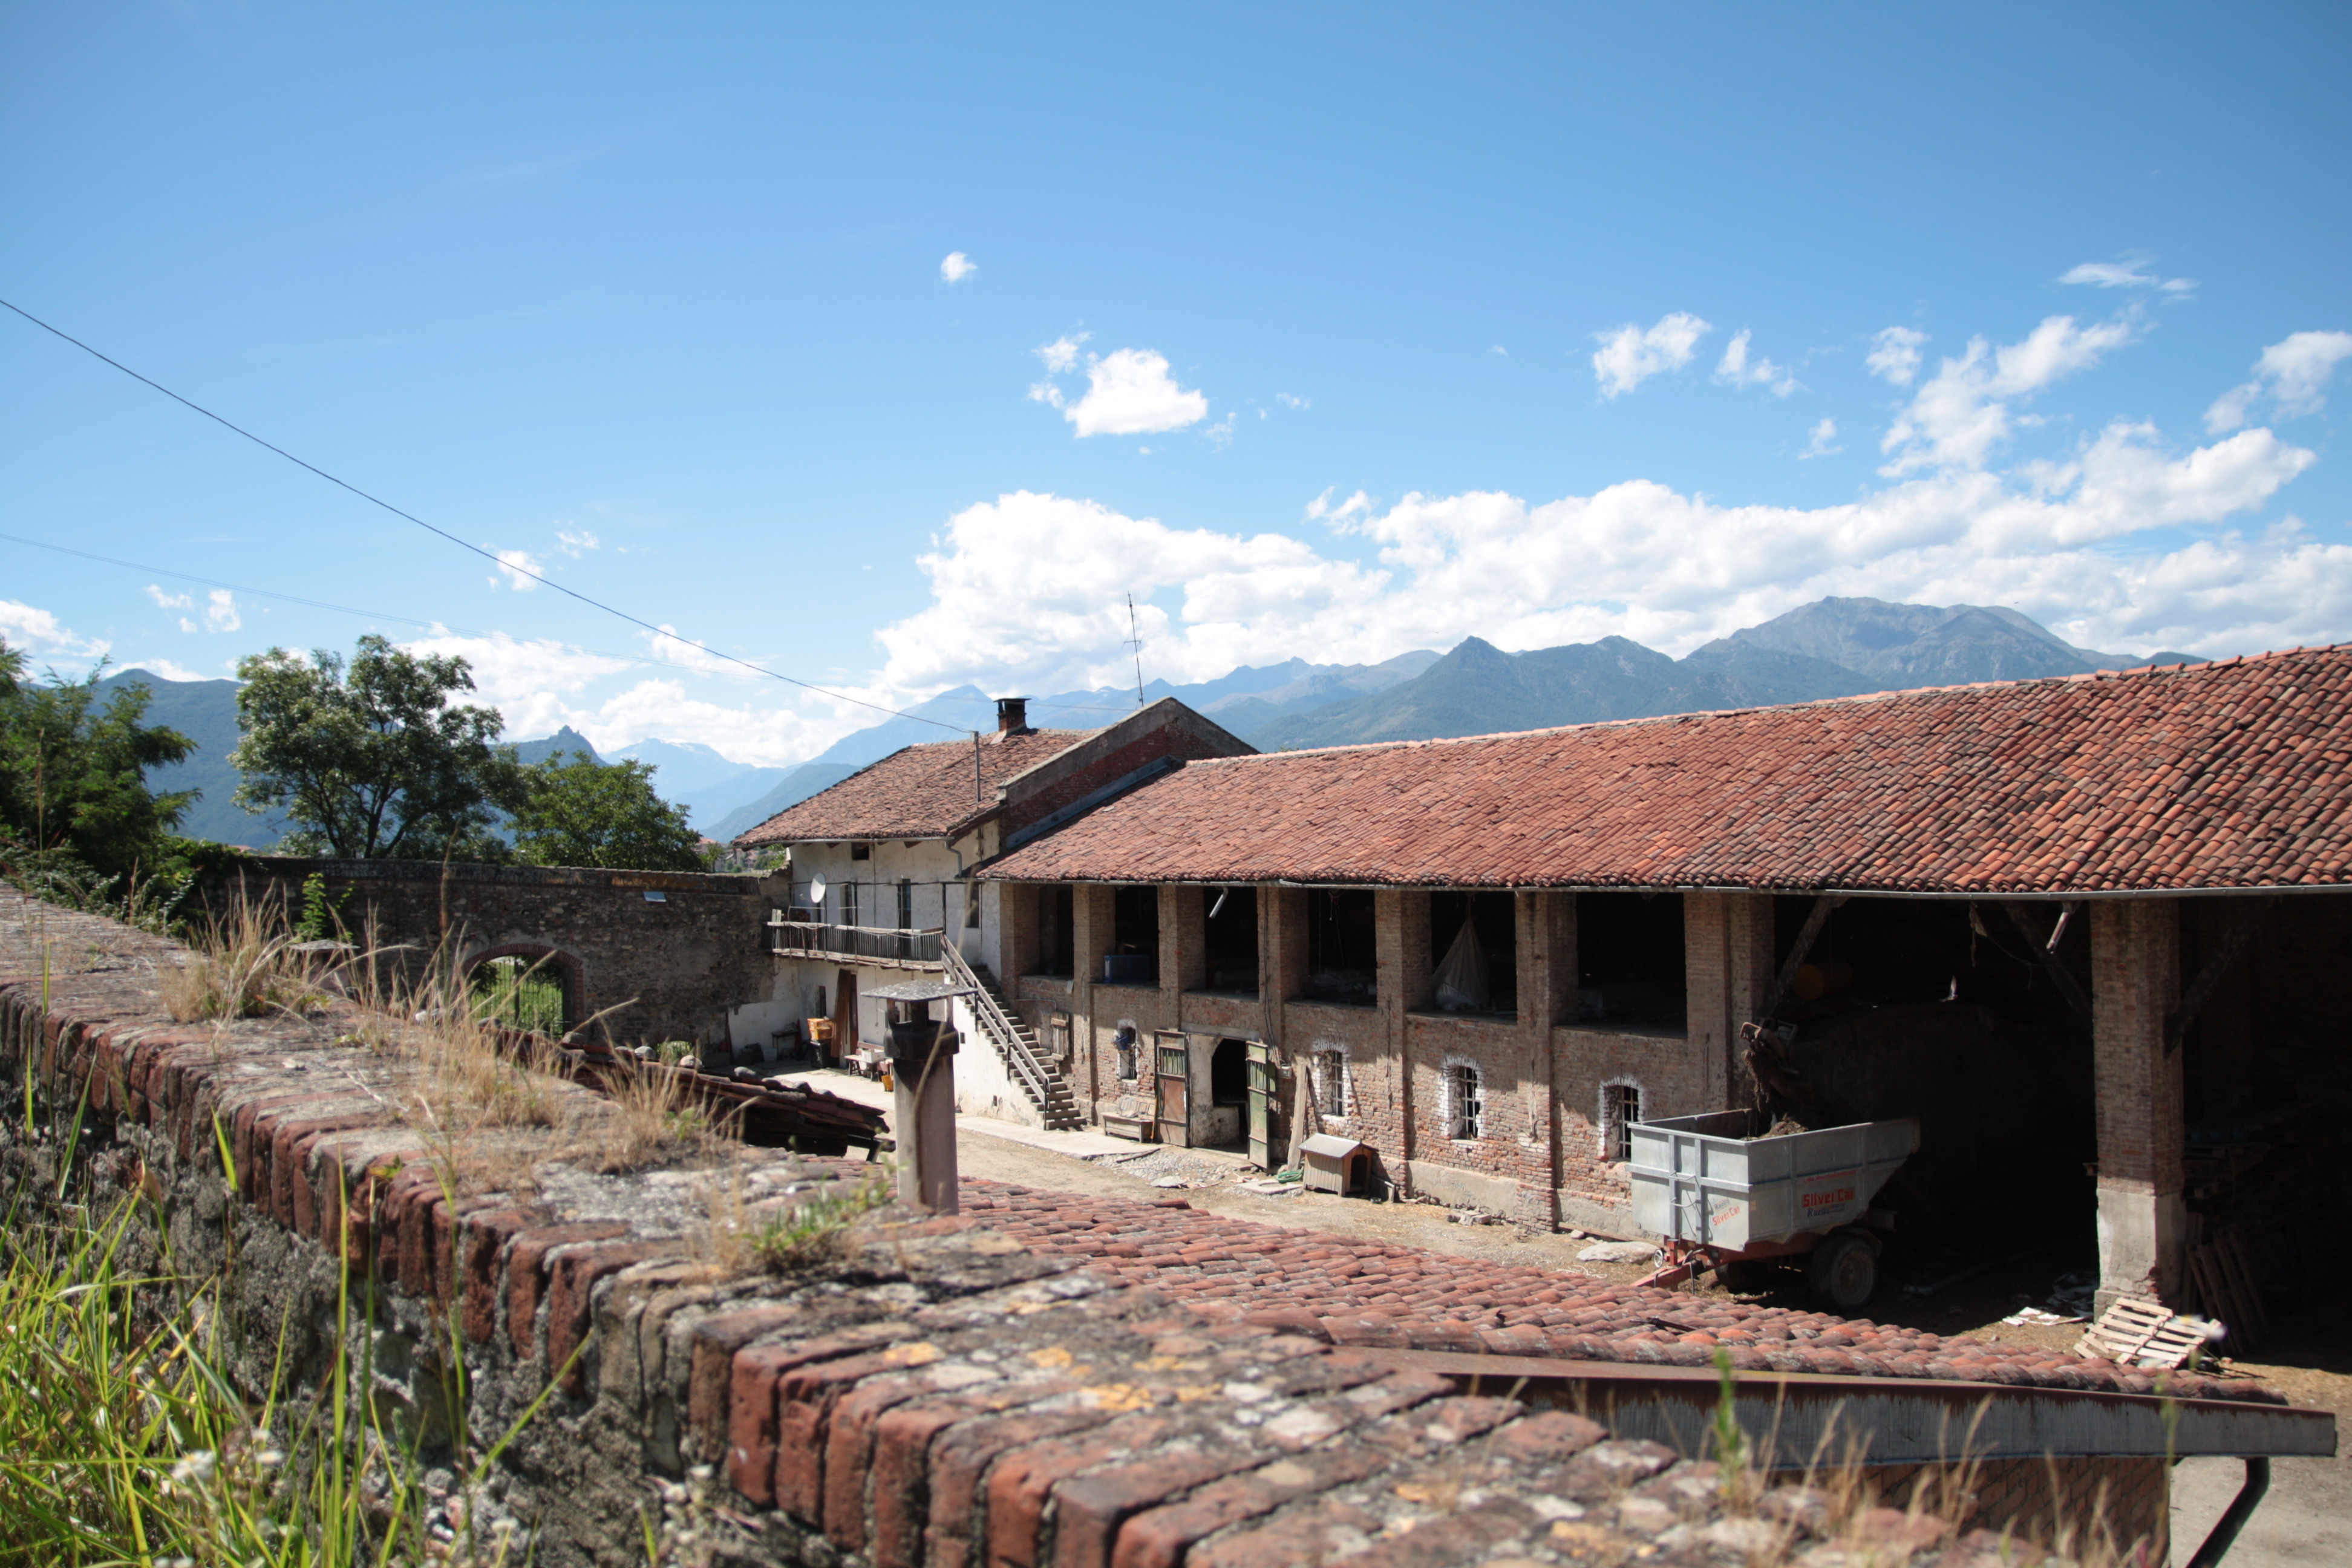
[[941, 947, 1085, 1131]]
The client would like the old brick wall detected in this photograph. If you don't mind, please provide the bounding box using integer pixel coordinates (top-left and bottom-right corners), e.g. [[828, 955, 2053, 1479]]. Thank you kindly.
[[202, 855, 778, 1048]]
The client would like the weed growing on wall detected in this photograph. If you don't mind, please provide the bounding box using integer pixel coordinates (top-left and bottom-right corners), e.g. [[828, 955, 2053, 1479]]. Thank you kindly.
[[750, 1171, 893, 1270], [162, 889, 330, 1022], [0, 1183, 564, 1565]]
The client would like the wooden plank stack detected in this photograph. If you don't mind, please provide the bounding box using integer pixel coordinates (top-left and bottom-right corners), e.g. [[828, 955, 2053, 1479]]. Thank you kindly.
[[2077, 1295, 2218, 1371], [2184, 1233, 2270, 1351]]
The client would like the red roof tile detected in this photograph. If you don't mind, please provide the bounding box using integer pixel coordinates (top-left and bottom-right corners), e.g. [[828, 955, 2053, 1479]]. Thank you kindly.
[[737, 730, 1091, 845], [961, 1183, 2276, 1403], [982, 648, 2352, 894]]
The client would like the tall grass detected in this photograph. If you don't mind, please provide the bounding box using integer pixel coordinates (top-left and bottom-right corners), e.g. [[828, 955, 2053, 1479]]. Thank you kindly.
[[0, 1182, 549, 1566], [162, 890, 327, 1023]]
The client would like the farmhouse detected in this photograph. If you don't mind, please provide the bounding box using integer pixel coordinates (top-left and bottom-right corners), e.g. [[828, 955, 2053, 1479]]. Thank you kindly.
[[967, 646, 2352, 1318]]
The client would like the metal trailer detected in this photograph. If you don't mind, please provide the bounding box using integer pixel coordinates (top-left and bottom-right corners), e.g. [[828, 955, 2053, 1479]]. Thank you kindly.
[[1627, 1111, 1921, 1308]]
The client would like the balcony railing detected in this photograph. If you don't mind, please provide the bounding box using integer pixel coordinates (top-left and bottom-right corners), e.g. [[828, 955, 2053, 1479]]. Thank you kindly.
[[768, 918, 945, 969]]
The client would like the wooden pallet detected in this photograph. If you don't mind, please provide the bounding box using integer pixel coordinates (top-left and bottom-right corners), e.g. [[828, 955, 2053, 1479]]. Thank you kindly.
[[2185, 1233, 2270, 1351], [2077, 1296, 2212, 1370]]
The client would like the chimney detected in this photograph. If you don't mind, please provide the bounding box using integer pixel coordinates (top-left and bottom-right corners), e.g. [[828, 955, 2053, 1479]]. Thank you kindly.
[[995, 696, 1033, 736]]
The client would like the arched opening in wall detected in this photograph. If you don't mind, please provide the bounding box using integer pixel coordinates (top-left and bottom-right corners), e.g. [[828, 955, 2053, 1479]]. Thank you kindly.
[[463, 947, 581, 1036]]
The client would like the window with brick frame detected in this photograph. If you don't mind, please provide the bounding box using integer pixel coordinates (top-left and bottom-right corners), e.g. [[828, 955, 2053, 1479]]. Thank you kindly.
[[1114, 1024, 1139, 1081], [1602, 1080, 1642, 1162], [1447, 1061, 1483, 1140], [1312, 1048, 1349, 1119]]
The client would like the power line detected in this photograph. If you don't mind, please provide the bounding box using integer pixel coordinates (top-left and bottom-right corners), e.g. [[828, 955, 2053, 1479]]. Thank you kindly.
[[0, 529, 1149, 716], [0, 296, 964, 733], [0, 530, 738, 679]]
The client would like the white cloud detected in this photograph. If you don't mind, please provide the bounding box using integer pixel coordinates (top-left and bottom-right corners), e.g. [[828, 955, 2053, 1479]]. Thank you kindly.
[[2206, 330, 2352, 433], [555, 529, 600, 557], [1880, 315, 2136, 474], [1590, 312, 1711, 398], [145, 584, 192, 610], [1489, 345, 1508, 357], [2060, 259, 2196, 294], [642, 624, 751, 680], [0, 601, 109, 661], [1713, 330, 1798, 396], [940, 251, 977, 284], [128, 657, 206, 681], [202, 589, 241, 633], [488, 547, 543, 590], [1033, 333, 1088, 375], [1203, 413, 1236, 449], [1060, 348, 1209, 437], [1276, 392, 1310, 409], [1799, 418, 1842, 459], [875, 416, 2319, 694], [1866, 326, 1929, 386]]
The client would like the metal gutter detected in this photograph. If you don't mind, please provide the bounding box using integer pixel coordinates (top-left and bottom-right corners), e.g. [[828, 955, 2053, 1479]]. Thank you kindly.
[[1359, 1349, 2337, 1466]]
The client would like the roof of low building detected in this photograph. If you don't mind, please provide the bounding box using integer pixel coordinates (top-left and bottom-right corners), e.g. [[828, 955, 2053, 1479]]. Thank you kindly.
[[961, 1182, 2276, 1403], [736, 728, 1090, 846], [982, 646, 2352, 895]]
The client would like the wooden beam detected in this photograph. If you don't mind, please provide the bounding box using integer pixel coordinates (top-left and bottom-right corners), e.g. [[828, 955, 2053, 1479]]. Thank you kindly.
[[2164, 898, 2278, 1056], [1758, 893, 1846, 1021], [2001, 901, 2094, 1029]]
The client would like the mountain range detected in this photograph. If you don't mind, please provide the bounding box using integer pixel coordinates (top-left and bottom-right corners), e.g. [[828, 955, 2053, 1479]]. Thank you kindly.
[[84, 598, 2205, 849]]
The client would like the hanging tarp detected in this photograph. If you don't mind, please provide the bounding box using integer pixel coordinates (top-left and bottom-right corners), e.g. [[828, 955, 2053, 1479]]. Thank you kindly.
[[1432, 917, 1490, 1011]]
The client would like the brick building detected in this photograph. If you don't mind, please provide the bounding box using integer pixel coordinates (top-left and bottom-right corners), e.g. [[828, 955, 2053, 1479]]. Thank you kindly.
[[735, 696, 1254, 1127], [973, 647, 2352, 1317]]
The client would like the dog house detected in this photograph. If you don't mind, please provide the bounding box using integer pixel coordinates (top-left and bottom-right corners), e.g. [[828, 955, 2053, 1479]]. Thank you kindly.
[[1299, 1132, 1372, 1195]]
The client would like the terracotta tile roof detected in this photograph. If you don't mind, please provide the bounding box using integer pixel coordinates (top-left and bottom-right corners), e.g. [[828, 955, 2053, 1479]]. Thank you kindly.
[[961, 1183, 2279, 1403], [736, 730, 1091, 845], [983, 647, 2352, 895]]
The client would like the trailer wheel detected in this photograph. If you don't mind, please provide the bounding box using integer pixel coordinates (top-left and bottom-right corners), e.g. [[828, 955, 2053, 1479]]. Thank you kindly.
[[1807, 1232, 1877, 1310]]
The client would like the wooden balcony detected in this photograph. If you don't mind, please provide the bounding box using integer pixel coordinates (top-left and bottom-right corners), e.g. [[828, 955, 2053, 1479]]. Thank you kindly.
[[768, 919, 946, 970]]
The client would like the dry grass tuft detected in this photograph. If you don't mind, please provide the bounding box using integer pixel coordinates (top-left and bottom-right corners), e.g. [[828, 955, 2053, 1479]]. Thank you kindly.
[[162, 892, 329, 1022], [750, 1171, 894, 1271], [589, 1059, 716, 1174]]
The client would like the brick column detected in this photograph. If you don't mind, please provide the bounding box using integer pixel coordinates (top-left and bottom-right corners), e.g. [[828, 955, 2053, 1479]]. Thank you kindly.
[[1377, 890, 1432, 1187], [1072, 886, 1116, 1120], [1164, 884, 1206, 999], [997, 882, 1037, 980], [1682, 891, 1774, 1109], [1261, 886, 1305, 1036], [2091, 898, 2186, 1313], [1520, 891, 1576, 1227]]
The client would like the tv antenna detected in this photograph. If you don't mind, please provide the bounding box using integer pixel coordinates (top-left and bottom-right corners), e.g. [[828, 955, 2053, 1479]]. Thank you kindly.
[[1126, 592, 1146, 708]]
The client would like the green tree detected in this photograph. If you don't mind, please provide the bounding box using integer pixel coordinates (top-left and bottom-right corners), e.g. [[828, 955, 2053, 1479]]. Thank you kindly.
[[508, 751, 704, 871], [231, 635, 518, 860], [0, 639, 196, 880]]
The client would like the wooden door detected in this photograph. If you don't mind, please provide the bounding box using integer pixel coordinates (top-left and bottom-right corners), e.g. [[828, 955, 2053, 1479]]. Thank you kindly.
[[1246, 1042, 1275, 1168], [1154, 1036, 1190, 1147], [834, 969, 858, 1059]]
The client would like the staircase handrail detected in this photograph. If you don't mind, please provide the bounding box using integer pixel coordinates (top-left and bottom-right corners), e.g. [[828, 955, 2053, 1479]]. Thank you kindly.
[[939, 942, 1054, 1108]]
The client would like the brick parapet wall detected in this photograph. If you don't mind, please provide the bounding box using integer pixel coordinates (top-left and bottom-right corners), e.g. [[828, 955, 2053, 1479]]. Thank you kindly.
[[0, 890, 2265, 1563], [202, 855, 777, 1048]]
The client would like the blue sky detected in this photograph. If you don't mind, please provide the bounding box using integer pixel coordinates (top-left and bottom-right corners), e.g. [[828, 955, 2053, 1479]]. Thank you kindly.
[[5, 3, 2349, 764]]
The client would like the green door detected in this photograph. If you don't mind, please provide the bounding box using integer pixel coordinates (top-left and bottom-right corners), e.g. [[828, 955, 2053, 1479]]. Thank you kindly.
[[1246, 1042, 1276, 1168]]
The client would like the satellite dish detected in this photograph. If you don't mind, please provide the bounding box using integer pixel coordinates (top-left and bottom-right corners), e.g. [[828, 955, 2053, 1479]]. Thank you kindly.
[[808, 874, 828, 909]]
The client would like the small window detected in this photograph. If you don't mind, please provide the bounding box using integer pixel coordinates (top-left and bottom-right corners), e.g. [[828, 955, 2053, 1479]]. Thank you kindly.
[[1115, 1024, 1139, 1081], [1314, 1050, 1349, 1119], [850, 842, 872, 861], [840, 880, 861, 928], [1448, 1062, 1483, 1141], [1606, 1082, 1642, 1163], [897, 879, 914, 930]]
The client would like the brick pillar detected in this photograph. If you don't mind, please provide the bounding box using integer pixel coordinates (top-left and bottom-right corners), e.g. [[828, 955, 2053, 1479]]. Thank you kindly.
[[1682, 891, 1774, 1109], [1377, 890, 1432, 1187], [1520, 891, 1576, 1228], [2091, 898, 2186, 1313], [1072, 885, 1116, 1121], [1262, 886, 1306, 1033], [997, 881, 1037, 980], [1165, 884, 1206, 999]]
